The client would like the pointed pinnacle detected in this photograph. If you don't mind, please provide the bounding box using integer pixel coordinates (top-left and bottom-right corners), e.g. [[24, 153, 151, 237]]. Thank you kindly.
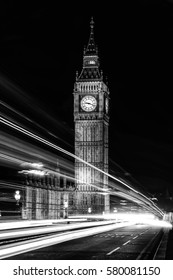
[[90, 17, 94, 31]]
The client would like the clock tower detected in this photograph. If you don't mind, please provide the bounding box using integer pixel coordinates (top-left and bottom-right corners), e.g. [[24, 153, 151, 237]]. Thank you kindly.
[[73, 18, 110, 214]]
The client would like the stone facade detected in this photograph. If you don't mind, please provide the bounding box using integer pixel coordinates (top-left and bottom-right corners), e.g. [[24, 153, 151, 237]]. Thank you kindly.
[[73, 18, 110, 214]]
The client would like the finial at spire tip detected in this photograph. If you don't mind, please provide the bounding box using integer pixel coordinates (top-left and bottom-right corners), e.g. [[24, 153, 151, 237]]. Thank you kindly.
[[90, 17, 94, 29]]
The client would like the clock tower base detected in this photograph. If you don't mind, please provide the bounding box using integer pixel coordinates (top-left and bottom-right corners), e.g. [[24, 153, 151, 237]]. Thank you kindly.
[[73, 192, 110, 215]]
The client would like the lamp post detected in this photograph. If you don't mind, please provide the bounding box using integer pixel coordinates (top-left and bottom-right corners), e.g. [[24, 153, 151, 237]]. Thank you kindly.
[[14, 190, 21, 205], [64, 200, 68, 219]]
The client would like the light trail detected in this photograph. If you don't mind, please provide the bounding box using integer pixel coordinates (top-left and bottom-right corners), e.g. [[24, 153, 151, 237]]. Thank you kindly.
[[0, 153, 25, 166], [0, 221, 135, 259], [0, 219, 87, 231], [0, 220, 115, 239], [0, 153, 109, 194], [0, 100, 34, 123], [0, 116, 164, 216], [0, 100, 73, 149]]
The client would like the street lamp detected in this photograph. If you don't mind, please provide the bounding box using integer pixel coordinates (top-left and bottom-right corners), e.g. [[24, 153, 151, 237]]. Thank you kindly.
[[14, 190, 21, 205], [64, 200, 68, 219]]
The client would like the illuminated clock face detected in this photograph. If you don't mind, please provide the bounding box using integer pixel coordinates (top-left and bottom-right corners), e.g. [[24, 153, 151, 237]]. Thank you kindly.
[[105, 98, 109, 113], [81, 95, 97, 112]]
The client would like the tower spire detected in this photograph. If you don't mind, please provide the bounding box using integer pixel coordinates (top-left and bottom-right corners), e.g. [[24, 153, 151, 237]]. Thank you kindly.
[[84, 17, 97, 55], [90, 16, 94, 34]]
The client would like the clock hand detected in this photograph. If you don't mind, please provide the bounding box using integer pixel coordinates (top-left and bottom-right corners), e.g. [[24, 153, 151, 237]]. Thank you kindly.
[[86, 102, 92, 105]]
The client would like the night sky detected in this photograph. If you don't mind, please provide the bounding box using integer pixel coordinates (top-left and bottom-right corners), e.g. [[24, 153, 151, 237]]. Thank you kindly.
[[1, 1, 173, 206]]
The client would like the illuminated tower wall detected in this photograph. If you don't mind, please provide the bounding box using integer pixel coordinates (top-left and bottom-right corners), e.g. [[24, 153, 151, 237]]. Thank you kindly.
[[73, 18, 110, 214]]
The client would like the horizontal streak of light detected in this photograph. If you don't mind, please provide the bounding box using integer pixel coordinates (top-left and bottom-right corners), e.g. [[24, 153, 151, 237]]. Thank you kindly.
[[0, 78, 73, 136], [0, 181, 26, 190], [0, 153, 108, 194], [0, 219, 87, 231], [0, 116, 163, 216], [108, 180, 163, 216], [0, 100, 34, 123], [0, 221, 116, 239], [0, 222, 135, 259], [0, 133, 74, 175], [107, 190, 163, 216], [0, 153, 25, 166]]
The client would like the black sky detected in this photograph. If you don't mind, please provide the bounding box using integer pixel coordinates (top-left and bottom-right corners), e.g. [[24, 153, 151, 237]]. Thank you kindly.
[[1, 0, 173, 202]]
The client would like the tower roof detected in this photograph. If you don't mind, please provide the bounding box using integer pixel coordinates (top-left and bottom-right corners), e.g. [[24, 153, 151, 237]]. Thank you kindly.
[[84, 17, 98, 56], [77, 17, 102, 81]]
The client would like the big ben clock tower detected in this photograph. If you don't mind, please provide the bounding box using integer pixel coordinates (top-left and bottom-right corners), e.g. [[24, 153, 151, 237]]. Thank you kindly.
[[73, 18, 110, 214]]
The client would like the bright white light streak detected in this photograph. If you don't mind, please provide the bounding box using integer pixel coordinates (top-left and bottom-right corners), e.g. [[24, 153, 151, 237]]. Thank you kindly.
[[30, 163, 43, 169], [100, 213, 156, 222], [144, 219, 172, 229], [0, 222, 135, 259], [0, 220, 117, 239], [19, 170, 46, 176], [0, 116, 164, 216], [0, 153, 25, 166], [0, 100, 34, 123], [0, 219, 87, 231], [0, 100, 71, 146], [0, 153, 108, 194]]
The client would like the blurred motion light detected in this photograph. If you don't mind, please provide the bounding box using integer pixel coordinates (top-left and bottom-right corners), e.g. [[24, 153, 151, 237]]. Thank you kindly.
[[0, 116, 164, 217], [30, 163, 43, 169], [19, 170, 46, 176]]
